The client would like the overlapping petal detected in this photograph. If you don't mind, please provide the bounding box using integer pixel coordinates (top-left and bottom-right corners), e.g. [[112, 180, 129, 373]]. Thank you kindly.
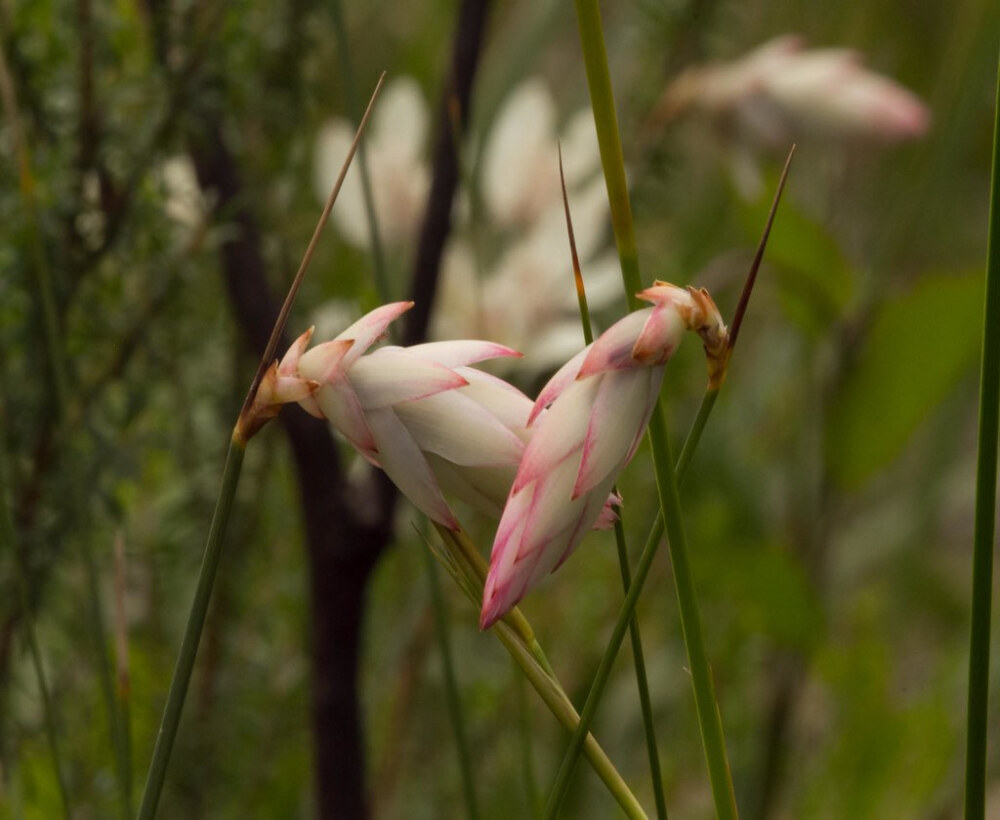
[[482, 283, 728, 628], [285, 303, 541, 530]]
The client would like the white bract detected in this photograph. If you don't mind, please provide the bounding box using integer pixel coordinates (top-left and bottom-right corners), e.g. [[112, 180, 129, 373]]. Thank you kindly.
[[481, 283, 728, 628], [313, 77, 430, 249], [658, 35, 930, 195], [287, 302, 533, 529], [434, 79, 621, 371]]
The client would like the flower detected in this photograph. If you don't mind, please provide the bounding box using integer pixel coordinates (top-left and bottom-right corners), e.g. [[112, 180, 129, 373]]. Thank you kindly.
[[292, 301, 538, 529], [313, 77, 430, 249], [480, 283, 728, 629], [432, 79, 620, 372], [312, 76, 620, 373], [659, 35, 930, 147], [239, 328, 321, 441], [656, 35, 930, 196]]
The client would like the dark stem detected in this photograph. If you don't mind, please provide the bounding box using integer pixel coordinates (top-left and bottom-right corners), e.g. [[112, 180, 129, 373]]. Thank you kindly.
[[404, 0, 491, 345]]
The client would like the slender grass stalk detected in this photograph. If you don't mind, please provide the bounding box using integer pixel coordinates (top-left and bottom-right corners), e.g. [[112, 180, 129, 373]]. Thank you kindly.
[[572, 2, 736, 815], [559, 146, 668, 818], [572, 0, 641, 305], [112, 531, 134, 815], [494, 619, 649, 820], [0, 411, 71, 818], [423, 524, 648, 819], [515, 671, 540, 815], [964, 50, 1000, 820], [136, 76, 386, 818], [542, 391, 715, 819], [0, 35, 131, 816], [136, 436, 245, 820], [329, 0, 392, 305], [421, 531, 479, 819], [544, 143, 792, 815], [435, 524, 556, 679]]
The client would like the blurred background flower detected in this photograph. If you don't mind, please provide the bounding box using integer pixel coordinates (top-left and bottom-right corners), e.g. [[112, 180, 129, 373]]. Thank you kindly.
[[653, 34, 931, 196], [314, 76, 622, 375]]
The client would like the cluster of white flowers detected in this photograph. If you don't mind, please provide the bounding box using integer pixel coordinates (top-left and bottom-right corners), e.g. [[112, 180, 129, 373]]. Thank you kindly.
[[288, 38, 929, 625], [262, 282, 724, 627], [313, 77, 620, 373], [656, 35, 930, 195]]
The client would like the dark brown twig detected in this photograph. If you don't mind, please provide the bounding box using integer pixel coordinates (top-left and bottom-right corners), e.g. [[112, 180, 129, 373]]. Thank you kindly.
[[728, 145, 796, 349], [403, 0, 492, 346]]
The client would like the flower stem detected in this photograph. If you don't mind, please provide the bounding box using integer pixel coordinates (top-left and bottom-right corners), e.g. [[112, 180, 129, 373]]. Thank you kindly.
[[648, 406, 737, 818], [426, 524, 646, 817], [573, 0, 642, 307], [543, 388, 718, 819], [964, 49, 1000, 820], [572, 1, 737, 815], [136, 434, 246, 820], [0, 413, 71, 818], [421, 532, 479, 819], [493, 618, 649, 819], [613, 514, 669, 820]]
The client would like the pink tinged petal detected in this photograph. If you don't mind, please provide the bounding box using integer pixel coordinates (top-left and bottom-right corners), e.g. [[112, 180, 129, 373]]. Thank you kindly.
[[622, 368, 666, 466], [334, 301, 414, 367], [593, 491, 622, 530], [553, 479, 616, 570], [393, 389, 525, 467], [453, 368, 534, 436], [631, 304, 688, 365], [513, 377, 598, 495], [314, 379, 378, 458], [517, 455, 591, 561], [404, 340, 523, 368], [529, 346, 590, 425], [481, 511, 529, 629], [297, 338, 356, 384], [349, 348, 467, 409], [573, 369, 656, 499], [298, 395, 325, 419], [278, 327, 315, 375], [270, 374, 319, 405], [365, 406, 458, 529], [578, 309, 654, 377]]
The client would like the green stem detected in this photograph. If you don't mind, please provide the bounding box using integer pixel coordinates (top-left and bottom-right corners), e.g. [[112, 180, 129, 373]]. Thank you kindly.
[[613, 513, 668, 820], [494, 619, 648, 820], [422, 536, 479, 819], [648, 406, 736, 818], [136, 434, 246, 820], [544, 389, 718, 818], [573, 0, 641, 307], [515, 671, 540, 815], [0, 417, 71, 818], [573, 1, 737, 814], [964, 48, 1000, 820], [425, 524, 646, 817]]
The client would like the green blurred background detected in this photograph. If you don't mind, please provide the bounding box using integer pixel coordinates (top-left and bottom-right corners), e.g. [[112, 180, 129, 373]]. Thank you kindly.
[[2, 0, 999, 817]]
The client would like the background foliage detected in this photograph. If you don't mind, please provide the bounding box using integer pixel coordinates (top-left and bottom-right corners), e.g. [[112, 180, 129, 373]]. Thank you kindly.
[[1, 0, 999, 817]]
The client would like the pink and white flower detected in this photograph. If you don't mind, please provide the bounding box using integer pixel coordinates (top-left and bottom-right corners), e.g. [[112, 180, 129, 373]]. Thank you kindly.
[[480, 283, 728, 629], [656, 35, 930, 196], [290, 302, 534, 529], [659, 35, 930, 148]]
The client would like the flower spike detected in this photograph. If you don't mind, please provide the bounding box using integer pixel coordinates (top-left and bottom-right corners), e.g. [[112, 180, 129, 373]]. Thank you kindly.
[[481, 283, 727, 628]]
